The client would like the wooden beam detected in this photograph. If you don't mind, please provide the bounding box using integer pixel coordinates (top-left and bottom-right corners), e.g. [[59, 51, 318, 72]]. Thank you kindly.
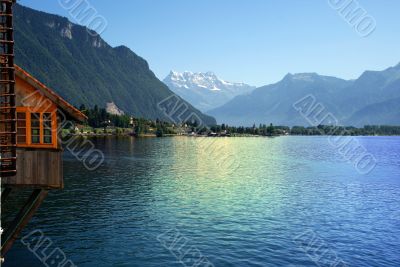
[[1, 187, 12, 203], [1, 189, 48, 257]]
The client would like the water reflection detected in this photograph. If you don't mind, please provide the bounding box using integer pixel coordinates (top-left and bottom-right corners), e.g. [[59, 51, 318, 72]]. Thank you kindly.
[[4, 136, 400, 267]]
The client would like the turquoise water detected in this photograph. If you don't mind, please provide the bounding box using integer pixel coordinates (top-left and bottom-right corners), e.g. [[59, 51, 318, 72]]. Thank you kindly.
[[4, 136, 400, 266]]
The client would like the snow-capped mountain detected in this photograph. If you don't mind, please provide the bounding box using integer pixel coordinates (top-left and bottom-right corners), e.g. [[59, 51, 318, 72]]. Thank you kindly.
[[163, 71, 255, 112]]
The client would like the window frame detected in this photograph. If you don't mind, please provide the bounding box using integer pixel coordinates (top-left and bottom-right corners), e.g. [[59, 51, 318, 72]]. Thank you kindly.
[[16, 107, 58, 149]]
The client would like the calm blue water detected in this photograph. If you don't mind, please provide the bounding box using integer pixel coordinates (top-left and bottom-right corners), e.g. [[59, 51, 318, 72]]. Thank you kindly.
[[4, 136, 400, 266]]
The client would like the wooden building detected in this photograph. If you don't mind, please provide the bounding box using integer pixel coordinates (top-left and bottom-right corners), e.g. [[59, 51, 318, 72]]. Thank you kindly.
[[2, 65, 87, 188], [1, 65, 86, 256], [1, 0, 86, 258]]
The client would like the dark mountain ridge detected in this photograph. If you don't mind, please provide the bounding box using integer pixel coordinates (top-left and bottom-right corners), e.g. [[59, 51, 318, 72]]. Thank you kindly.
[[14, 4, 216, 125]]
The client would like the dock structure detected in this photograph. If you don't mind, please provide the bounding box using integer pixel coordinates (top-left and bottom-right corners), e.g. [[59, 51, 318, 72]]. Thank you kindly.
[[0, 0, 87, 258]]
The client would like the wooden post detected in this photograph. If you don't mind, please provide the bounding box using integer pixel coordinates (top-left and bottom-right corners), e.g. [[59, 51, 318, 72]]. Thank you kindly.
[[1, 187, 12, 203], [1, 189, 48, 257]]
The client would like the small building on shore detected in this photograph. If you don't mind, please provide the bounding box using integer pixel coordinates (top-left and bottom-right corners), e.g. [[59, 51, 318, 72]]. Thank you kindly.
[[2, 65, 87, 188], [1, 65, 86, 257]]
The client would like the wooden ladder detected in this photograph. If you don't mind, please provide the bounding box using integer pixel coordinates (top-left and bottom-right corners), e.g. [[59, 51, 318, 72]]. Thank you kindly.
[[0, 0, 16, 177]]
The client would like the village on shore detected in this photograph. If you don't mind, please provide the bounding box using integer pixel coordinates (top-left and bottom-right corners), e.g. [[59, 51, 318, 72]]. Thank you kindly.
[[65, 106, 400, 138]]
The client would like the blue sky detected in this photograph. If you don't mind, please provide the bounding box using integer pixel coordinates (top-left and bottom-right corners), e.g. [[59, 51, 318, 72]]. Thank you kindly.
[[18, 0, 400, 86]]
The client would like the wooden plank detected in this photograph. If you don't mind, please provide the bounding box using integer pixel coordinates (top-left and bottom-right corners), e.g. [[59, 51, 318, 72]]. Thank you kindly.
[[1, 149, 63, 188], [1, 189, 48, 257]]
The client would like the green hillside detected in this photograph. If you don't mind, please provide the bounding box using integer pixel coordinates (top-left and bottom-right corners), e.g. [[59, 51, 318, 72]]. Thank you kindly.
[[14, 4, 216, 125]]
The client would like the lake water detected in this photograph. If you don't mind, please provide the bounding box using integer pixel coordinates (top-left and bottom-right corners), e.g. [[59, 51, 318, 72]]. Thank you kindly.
[[4, 136, 400, 266]]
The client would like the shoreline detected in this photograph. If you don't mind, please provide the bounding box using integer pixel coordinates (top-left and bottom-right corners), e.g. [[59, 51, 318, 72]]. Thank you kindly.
[[67, 133, 400, 138]]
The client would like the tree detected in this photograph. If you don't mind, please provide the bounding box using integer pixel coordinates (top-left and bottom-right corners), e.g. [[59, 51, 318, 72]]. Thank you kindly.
[[156, 126, 164, 137], [266, 123, 275, 136]]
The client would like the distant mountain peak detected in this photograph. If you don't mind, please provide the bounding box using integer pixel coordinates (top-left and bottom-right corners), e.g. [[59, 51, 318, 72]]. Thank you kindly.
[[16, 3, 109, 49], [164, 71, 253, 91], [209, 62, 400, 126], [165, 71, 251, 89], [164, 71, 255, 112]]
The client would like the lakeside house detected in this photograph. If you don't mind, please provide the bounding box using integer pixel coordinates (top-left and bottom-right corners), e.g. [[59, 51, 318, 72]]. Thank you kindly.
[[2, 65, 87, 187], [1, 65, 86, 256]]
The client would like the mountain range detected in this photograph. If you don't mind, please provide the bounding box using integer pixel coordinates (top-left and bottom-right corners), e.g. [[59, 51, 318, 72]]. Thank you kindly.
[[13, 4, 400, 128], [208, 64, 400, 127], [14, 4, 216, 125], [163, 71, 255, 112]]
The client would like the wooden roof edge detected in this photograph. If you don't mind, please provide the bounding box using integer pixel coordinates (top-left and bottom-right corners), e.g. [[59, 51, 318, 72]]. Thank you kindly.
[[14, 65, 88, 122]]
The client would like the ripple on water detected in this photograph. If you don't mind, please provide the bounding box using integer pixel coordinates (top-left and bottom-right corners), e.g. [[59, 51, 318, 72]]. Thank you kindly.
[[4, 136, 400, 267]]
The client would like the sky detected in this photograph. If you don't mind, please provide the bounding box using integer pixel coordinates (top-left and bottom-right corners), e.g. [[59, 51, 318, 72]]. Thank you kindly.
[[18, 0, 400, 87]]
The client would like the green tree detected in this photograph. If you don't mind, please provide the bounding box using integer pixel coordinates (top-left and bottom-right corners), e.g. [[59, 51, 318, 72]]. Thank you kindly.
[[266, 123, 275, 136]]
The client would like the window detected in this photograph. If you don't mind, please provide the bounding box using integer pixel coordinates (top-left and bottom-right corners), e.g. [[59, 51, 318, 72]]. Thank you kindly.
[[16, 107, 58, 149], [43, 113, 53, 144], [31, 113, 41, 144], [17, 112, 27, 145]]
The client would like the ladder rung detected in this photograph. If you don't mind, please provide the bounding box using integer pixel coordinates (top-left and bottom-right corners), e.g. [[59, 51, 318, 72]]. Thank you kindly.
[[0, 157, 16, 161], [0, 170, 17, 174]]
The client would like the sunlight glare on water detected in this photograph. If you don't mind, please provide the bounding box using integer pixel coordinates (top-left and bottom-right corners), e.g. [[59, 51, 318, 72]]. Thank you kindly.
[[5, 136, 400, 267]]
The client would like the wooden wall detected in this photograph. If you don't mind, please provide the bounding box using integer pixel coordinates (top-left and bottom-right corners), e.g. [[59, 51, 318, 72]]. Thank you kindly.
[[2, 148, 63, 189]]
